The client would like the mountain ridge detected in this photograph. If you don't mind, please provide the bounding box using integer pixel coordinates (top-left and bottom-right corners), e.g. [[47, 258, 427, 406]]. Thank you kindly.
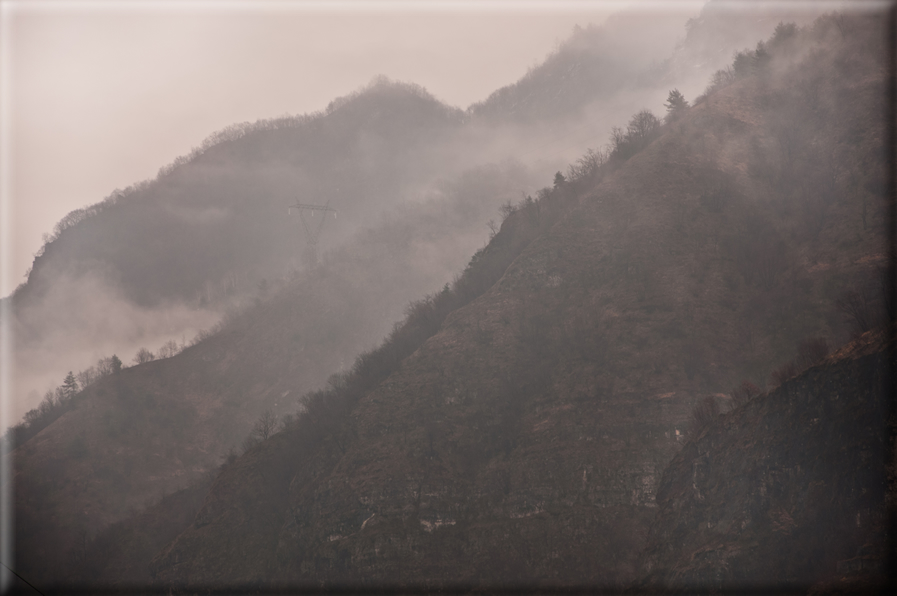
[[145, 11, 891, 587], [7, 6, 892, 591]]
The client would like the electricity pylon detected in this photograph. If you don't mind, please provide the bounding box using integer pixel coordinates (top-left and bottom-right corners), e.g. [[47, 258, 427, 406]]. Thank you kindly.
[[288, 201, 337, 266]]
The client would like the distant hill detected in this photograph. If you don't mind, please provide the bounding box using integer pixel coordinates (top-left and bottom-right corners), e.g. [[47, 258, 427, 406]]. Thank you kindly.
[[15, 79, 464, 310], [469, 1, 824, 124], [6, 79, 530, 422], [10, 160, 536, 585], [5, 0, 829, 422]]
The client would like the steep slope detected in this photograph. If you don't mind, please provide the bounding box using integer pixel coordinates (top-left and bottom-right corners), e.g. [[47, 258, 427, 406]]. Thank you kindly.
[[5, 1, 831, 421], [70, 477, 212, 587], [148, 12, 891, 588], [10, 162, 535, 585], [639, 327, 893, 590], [16, 79, 463, 310], [7, 79, 482, 422], [465, 0, 828, 166], [468, 1, 824, 125], [140, 176, 558, 587]]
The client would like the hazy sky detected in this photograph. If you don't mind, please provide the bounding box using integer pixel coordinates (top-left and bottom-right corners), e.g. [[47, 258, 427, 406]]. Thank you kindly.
[[0, 1, 712, 297]]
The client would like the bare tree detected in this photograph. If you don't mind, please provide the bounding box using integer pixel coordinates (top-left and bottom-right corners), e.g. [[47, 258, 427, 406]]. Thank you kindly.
[[96, 356, 114, 377], [133, 347, 155, 365], [566, 147, 606, 181], [157, 339, 181, 359], [254, 410, 278, 441], [76, 366, 98, 390], [241, 410, 280, 454], [626, 110, 661, 144]]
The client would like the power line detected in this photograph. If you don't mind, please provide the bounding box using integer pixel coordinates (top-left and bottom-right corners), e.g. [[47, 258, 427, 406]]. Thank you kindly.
[[288, 201, 338, 266]]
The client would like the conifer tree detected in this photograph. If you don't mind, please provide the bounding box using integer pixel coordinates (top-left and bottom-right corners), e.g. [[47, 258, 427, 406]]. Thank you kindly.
[[62, 371, 79, 400], [664, 89, 689, 123]]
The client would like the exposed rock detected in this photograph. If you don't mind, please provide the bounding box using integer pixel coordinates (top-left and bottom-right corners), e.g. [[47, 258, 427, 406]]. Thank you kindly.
[[639, 328, 893, 590]]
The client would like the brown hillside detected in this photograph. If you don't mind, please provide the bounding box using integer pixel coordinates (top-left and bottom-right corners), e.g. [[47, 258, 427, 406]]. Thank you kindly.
[[11, 162, 532, 586], [639, 326, 893, 589], [148, 13, 891, 589]]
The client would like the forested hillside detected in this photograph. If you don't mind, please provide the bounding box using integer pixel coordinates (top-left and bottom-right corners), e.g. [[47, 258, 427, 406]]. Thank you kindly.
[[56, 10, 894, 590], [7, 4, 892, 593], [10, 161, 537, 584], [4, 0, 822, 423]]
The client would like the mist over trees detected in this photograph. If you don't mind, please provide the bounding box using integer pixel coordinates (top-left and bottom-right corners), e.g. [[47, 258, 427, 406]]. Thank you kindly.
[[6, 3, 892, 591], [4, 1, 833, 424]]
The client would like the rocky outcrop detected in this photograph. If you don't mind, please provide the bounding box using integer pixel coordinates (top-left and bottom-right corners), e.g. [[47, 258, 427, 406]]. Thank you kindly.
[[639, 328, 893, 590]]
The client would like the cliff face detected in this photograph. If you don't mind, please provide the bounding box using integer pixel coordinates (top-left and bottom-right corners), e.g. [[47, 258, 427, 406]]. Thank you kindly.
[[640, 329, 893, 589]]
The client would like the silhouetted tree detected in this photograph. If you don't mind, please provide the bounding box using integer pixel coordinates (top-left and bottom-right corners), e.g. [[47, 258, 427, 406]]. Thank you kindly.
[[499, 200, 516, 221], [706, 67, 736, 94], [157, 339, 180, 359], [553, 171, 566, 189], [753, 41, 771, 70], [254, 410, 278, 441], [38, 391, 55, 416], [610, 126, 626, 151], [62, 371, 79, 401], [76, 367, 97, 390], [768, 21, 798, 51], [664, 89, 689, 123], [110, 355, 122, 374], [626, 109, 661, 143], [566, 148, 606, 181], [241, 410, 279, 454], [133, 348, 155, 365], [732, 49, 754, 78], [610, 110, 661, 161]]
